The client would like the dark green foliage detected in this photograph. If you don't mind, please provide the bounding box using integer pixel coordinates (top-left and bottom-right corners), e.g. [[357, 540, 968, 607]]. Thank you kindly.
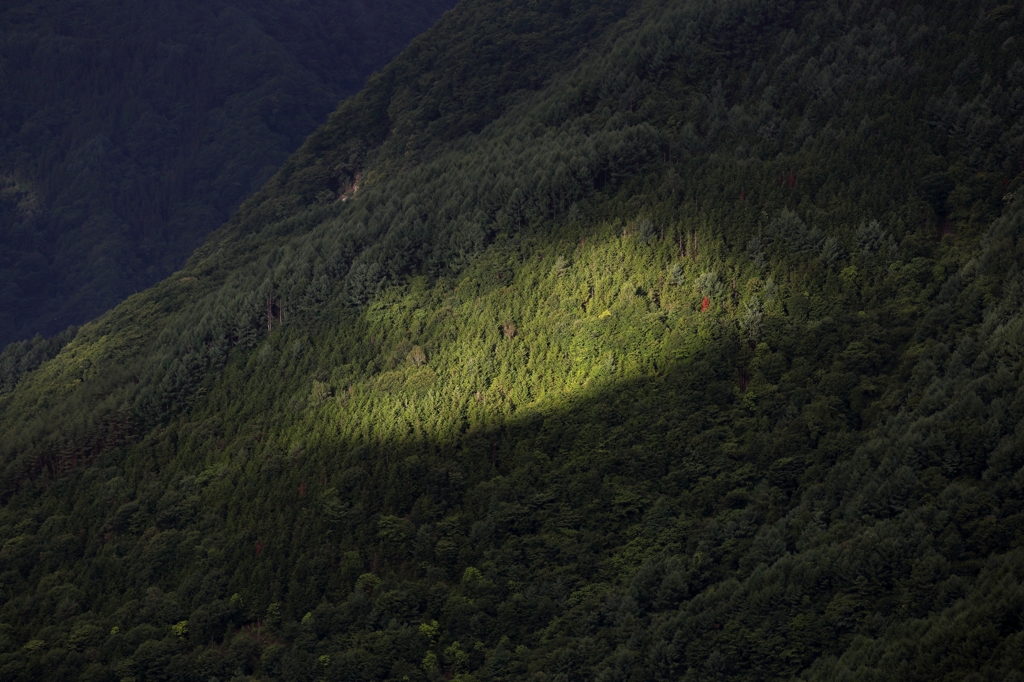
[[0, 326, 76, 394], [0, 0, 455, 346], [2, 0, 1024, 680]]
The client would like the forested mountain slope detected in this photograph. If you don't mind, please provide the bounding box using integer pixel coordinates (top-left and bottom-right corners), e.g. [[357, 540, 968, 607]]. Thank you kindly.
[[0, 0, 455, 347], [3, 0, 1024, 680]]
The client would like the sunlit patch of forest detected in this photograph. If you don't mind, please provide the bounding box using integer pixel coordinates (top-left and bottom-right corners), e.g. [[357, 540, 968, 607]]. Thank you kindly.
[[2, 0, 1024, 680]]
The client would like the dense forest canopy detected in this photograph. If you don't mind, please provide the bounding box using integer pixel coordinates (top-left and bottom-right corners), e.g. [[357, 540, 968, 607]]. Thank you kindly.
[[0, 0, 456, 347], [3, 0, 1024, 680]]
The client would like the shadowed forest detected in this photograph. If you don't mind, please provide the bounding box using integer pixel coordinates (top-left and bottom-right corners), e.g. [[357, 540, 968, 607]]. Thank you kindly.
[[2, 0, 1024, 680], [0, 0, 456, 346]]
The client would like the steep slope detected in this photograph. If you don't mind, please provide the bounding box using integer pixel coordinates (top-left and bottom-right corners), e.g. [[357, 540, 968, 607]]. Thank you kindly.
[[2, 1, 1024, 680], [0, 0, 456, 346]]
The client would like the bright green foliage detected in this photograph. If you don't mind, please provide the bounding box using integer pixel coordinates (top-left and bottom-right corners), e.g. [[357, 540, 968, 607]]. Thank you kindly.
[[170, 621, 188, 639], [1, 1, 1024, 681], [419, 620, 440, 642]]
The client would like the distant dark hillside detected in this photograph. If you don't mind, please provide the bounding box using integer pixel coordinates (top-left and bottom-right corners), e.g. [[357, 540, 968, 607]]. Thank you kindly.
[[0, 0, 455, 346]]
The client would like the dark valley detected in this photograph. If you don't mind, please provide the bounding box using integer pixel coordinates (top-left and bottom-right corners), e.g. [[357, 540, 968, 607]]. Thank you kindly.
[[0, 0, 456, 346]]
